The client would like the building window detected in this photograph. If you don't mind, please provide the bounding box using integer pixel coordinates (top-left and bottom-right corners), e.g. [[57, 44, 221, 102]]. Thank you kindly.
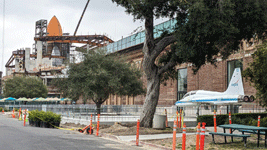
[[177, 68, 187, 101], [227, 59, 243, 85], [47, 78, 53, 86]]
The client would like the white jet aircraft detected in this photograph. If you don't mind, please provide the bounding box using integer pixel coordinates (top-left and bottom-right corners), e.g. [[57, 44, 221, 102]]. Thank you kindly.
[[175, 68, 253, 115]]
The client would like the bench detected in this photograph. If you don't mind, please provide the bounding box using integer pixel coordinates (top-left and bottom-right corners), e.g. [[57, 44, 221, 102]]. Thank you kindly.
[[238, 129, 266, 135], [209, 132, 251, 147]]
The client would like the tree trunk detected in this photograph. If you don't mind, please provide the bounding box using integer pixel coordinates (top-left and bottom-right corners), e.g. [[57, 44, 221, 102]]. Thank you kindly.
[[140, 70, 160, 128], [96, 103, 101, 114], [139, 15, 176, 128]]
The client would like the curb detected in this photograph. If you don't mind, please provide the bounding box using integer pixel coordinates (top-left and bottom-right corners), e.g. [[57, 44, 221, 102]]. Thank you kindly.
[[131, 141, 172, 150], [99, 133, 120, 141], [99, 132, 172, 150]]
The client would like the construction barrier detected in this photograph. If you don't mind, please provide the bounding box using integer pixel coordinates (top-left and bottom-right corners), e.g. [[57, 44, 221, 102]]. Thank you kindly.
[[196, 122, 201, 150], [200, 122, 206, 150], [229, 112, 232, 133], [172, 120, 177, 150], [179, 109, 182, 128], [19, 108, 22, 120], [181, 110, 184, 128], [213, 110, 217, 132], [258, 115, 261, 127], [176, 111, 179, 127], [12, 109, 15, 118], [89, 114, 93, 134], [23, 109, 27, 126], [96, 114, 100, 136], [136, 119, 140, 146], [165, 109, 168, 127], [182, 123, 186, 150]]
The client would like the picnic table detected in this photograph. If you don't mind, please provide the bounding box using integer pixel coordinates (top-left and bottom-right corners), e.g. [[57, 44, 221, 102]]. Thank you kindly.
[[218, 124, 267, 147]]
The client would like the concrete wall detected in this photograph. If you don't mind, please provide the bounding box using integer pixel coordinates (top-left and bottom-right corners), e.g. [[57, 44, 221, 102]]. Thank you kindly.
[[15, 59, 19, 72], [42, 58, 52, 67], [36, 41, 43, 69], [25, 48, 36, 71]]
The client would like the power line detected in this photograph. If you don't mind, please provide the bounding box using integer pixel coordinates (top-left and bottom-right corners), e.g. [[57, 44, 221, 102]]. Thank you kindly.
[[1, 0, 5, 73]]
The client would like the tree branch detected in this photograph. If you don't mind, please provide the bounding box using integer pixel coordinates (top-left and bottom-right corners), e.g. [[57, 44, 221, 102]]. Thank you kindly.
[[143, 16, 155, 55], [158, 60, 176, 75], [151, 34, 176, 60]]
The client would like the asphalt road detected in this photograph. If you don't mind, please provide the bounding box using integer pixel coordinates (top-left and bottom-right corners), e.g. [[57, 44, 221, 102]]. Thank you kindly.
[[0, 114, 144, 150]]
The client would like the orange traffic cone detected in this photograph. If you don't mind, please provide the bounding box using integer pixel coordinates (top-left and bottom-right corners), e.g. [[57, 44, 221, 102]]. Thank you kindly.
[[12, 109, 15, 118]]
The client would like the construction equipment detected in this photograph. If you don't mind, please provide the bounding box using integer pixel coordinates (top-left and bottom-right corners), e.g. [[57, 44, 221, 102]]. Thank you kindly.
[[74, 0, 90, 36]]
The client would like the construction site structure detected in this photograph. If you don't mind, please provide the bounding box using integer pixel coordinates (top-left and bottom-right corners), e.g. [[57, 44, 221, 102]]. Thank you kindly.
[[4, 16, 113, 97]]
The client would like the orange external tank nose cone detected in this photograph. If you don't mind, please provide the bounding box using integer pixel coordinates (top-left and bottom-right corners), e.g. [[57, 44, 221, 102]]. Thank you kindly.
[[47, 16, 62, 36]]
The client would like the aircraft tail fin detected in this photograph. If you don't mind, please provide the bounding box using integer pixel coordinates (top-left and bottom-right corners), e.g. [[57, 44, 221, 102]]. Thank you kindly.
[[224, 68, 244, 95]]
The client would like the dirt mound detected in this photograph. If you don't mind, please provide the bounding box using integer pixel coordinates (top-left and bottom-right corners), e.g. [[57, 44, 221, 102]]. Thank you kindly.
[[100, 122, 177, 136], [100, 123, 131, 135]]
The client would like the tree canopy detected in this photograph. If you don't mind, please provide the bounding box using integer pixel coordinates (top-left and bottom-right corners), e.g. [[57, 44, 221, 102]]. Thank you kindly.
[[243, 41, 267, 107], [53, 50, 145, 114], [3, 76, 48, 98], [112, 0, 267, 127]]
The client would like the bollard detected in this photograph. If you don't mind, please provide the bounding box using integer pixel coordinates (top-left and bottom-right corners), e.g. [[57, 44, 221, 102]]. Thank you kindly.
[[200, 122, 206, 150], [172, 120, 177, 150], [196, 122, 201, 150], [181, 110, 184, 128], [23, 109, 26, 126], [136, 119, 140, 146], [96, 114, 100, 136], [89, 114, 93, 134], [19, 108, 21, 120], [165, 109, 168, 127], [12, 109, 15, 118], [179, 109, 182, 128], [213, 110, 217, 132], [229, 112, 232, 133], [182, 123, 186, 150], [258, 116, 261, 127], [176, 111, 179, 126], [2, 109, 4, 114]]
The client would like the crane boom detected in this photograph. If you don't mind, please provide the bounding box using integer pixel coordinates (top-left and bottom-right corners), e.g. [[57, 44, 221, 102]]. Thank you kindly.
[[74, 0, 90, 36]]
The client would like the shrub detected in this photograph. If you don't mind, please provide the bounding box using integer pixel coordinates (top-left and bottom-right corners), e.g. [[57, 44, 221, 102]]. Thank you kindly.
[[0, 107, 2, 111], [28, 110, 61, 124], [54, 114, 61, 123], [259, 117, 267, 127], [4, 108, 9, 112]]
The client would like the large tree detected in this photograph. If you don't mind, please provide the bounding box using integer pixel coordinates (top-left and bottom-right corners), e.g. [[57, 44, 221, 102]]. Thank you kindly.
[[53, 50, 145, 114], [243, 41, 267, 107], [3, 76, 48, 98], [112, 0, 267, 127]]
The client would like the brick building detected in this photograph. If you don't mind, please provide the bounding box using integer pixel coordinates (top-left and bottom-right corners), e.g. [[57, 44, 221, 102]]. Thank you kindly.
[[101, 19, 258, 106]]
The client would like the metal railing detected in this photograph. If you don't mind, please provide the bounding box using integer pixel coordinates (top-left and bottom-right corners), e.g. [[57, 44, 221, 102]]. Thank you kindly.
[[0, 104, 265, 119]]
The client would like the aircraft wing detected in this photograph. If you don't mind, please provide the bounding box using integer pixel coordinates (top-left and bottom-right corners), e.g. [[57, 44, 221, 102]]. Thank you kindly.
[[175, 101, 198, 106]]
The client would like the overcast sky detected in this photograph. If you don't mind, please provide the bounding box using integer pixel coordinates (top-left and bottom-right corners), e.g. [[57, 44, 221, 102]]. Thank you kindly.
[[0, 0, 168, 75]]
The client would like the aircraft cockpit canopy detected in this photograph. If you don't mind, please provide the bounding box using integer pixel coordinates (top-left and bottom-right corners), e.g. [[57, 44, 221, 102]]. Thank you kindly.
[[182, 91, 197, 99]]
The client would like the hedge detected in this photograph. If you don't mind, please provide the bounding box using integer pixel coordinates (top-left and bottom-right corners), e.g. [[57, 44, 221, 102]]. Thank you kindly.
[[28, 110, 61, 123], [197, 112, 267, 126]]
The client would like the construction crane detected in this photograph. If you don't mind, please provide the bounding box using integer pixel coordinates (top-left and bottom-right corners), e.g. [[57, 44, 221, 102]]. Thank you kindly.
[[74, 0, 90, 36]]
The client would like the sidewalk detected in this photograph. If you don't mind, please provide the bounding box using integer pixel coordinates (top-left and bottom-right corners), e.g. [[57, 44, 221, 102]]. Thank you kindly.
[[118, 133, 196, 141]]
